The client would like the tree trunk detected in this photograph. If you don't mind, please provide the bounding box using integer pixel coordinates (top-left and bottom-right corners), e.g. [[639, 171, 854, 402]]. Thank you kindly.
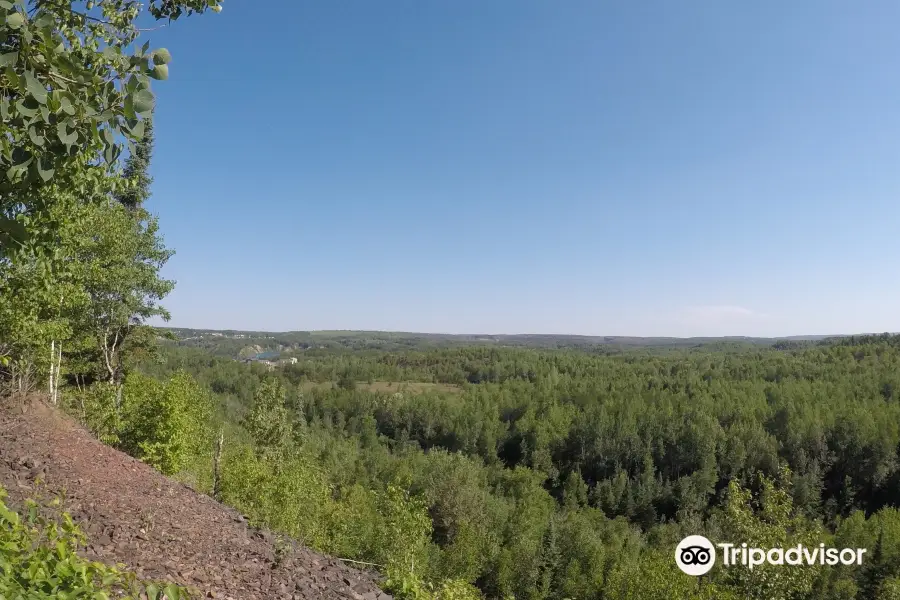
[[212, 428, 224, 501], [115, 382, 123, 413], [102, 330, 119, 385], [54, 343, 62, 405], [49, 340, 56, 405]]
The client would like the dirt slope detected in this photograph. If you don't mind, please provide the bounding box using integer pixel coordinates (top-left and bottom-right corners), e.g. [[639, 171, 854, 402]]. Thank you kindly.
[[0, 397, 390, 600]]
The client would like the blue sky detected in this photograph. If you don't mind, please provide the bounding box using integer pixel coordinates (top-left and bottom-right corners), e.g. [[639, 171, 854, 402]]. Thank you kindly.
[[145, 1, 900, 337]]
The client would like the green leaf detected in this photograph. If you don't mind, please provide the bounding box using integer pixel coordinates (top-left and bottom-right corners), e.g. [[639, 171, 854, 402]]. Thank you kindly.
[[33, 11, 54, 30], [4, 65, 19, 88], [135, 73, 152, 90], [126, 74, 140, 95], [59, 95, 75, 115], [15, 99, 37, 118], [0, 51, 16, 67], [129, 119, 145, 140], [146, 584, 160, 600], [0, 215, 27, 245], [123, 94, 136, 120], [27, 126, 44, 147], [5, 11, 23, 29], [149, 64, 169, 81], [24, 71, 48, 104], [132, 88, 155, 116], [37, 157, 54, 181], [163, 583, 181, 600], [153, 48, 172, 65], [57, 121, 77, 146], [104, 141, 116, 164]]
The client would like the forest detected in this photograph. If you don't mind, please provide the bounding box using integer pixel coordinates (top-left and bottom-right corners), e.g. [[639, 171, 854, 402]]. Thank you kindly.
[[119, 333, 900, 600], [1, 1, 899, 599]]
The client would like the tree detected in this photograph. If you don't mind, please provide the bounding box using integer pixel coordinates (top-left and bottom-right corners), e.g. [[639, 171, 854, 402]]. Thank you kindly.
[[116, 116, 154, 211], [712, 469, 825, 600], [245, 378, 291, 457], [0, 0, 222, 252], [0, 167, 172, 402], [119, 370, 213, 475], [64, 201, 174, 394], [338, 369, 357, 390], [0, 180, 106, 396]]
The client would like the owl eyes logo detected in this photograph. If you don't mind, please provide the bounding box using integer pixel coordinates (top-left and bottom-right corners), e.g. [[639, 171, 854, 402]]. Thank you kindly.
[[675, 535, 716, 575], [680, 545, 712, 565]]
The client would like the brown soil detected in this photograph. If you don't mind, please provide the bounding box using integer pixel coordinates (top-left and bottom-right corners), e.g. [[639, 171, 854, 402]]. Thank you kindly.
[[0, 396, 391, 600]]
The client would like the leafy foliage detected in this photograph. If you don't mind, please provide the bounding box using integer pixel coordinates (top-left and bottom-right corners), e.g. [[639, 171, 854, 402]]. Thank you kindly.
[[0, 0, 222, 249], [68, 370, 212, 475], [243, 377, 292, 458], [0, 487, 187, 599]]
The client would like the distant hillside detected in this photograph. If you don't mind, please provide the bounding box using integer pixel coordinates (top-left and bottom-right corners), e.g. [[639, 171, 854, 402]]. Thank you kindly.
[[162, 328, 855, 358]]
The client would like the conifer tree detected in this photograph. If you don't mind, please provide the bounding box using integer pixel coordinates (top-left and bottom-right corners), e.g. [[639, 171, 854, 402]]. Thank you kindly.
[[117, 118, 155, 211]]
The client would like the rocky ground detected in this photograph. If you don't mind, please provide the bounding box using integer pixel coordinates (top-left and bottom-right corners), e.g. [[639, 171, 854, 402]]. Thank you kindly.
[[0, 396, 391, 600]]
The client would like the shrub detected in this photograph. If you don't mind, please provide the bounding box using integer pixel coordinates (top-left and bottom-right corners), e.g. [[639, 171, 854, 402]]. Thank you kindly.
[[218, 442, 333, 549], [121, 371, 213, 475], [0, 487, 188, 599], [66, 371, 213, 477], [67, 383, 122, 446]]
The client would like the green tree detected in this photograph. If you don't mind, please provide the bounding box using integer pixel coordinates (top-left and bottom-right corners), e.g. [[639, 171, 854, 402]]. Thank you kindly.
[[712, 469, 825, 600], [118, 370, 213, 475], [116, 115, 154, 211], [245, 378, 292, 457], [64, 201, 174, 394], [0, 0, 221, 251]]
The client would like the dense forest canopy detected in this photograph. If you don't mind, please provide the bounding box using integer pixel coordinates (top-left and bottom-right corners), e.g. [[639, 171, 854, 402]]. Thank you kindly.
[[122, 332, 900, 600]]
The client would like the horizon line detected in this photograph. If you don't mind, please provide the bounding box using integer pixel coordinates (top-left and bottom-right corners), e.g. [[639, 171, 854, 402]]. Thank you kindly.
[[157, 326, 899, 340]]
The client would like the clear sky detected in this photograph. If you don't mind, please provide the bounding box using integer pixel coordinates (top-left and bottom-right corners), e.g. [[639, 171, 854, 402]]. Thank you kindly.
[[145, 1, 900, 337]]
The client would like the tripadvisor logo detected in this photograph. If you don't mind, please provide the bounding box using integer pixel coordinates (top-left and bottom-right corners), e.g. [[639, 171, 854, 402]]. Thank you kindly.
[[675, 535, 867, 576], [676, 536, 716, 576]]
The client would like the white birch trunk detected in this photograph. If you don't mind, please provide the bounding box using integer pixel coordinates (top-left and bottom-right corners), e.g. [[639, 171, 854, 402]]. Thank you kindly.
[[49, 340, 56, 405], [53, 343, 62, 405]]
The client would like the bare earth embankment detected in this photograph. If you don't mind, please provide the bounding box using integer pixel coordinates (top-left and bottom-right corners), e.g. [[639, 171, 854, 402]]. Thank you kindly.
[[0, 397, 391, 600]]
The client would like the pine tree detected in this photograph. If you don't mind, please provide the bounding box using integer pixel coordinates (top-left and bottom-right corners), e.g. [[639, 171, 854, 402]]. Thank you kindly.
[[861, 529, 890, 600], [117, 118, 155, 211], [537, 516, 561, 600], [244, 378, 291, 458]]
